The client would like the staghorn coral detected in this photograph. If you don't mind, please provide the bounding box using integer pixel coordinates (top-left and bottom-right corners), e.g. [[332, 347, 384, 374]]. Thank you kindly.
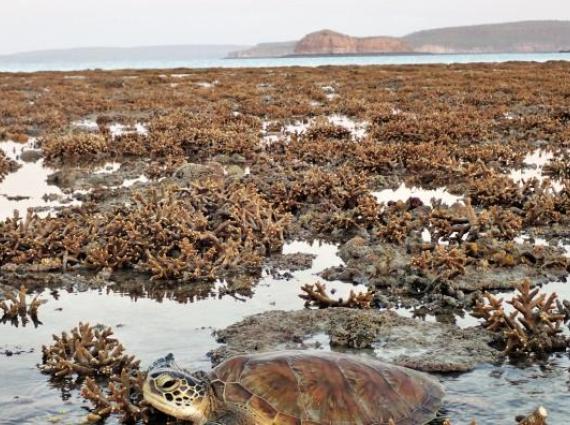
[[40, 322, 140, 377], [0, 284, 46, 327], [376, 199, 426, 244], [82, 378, 114, 422], [429, 200, 523, 244], [0, 181, 289, 282], [467, 173, 525, 208], [543, 154, 570, 179], [472, 292, 510, 332], [300, 282, 374, 309], [301, 117, 353, 141], [40, 322, 152, 423], [411, 245, 468, 280], [82, 369, 152, 423], [0, 150, 19, 182], [42, 133, 109, 162], [265, 165, 371, 212], [555, 298, 570, 322], [472, 280, 567, 355], [439, 406, 547, 424], [516, 406, 548, 425]]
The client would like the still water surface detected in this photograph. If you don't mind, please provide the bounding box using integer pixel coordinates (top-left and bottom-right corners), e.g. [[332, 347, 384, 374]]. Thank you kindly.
[[2, 52, 570, 72]]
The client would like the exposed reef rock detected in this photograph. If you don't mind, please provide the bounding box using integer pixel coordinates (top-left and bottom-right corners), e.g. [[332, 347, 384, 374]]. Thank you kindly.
[[211, 308, 496, 373], [294, 30, 412, 56]]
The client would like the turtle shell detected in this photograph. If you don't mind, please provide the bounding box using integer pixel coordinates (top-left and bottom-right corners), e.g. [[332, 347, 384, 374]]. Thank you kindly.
[[210, 350, 444, 425]]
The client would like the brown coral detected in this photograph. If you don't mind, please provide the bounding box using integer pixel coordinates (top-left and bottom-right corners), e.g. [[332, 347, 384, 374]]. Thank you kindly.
[[300, 282, 374, 309], [472, 280, 567, 355], [82, 369, 152, 423], [40, 322, 139, 377], [0, 284, 46, 327], [42, 133, 109, 162], [40, 323, 152, 423], [0, 181, 289, 282]]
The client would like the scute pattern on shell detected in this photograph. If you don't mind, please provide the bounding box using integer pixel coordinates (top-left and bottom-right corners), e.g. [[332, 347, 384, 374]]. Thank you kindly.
[[211, 351, 443, 425]]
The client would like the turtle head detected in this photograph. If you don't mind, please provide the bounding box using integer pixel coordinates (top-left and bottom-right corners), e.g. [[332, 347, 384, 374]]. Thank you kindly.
[[143, 354, 212, 424]]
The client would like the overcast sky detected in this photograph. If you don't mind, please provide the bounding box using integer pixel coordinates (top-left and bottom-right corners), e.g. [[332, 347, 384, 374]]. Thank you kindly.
[[1, 0, 570, 54]]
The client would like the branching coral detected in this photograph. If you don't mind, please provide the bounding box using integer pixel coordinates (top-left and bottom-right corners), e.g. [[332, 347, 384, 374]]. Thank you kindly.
[[301, 117, 353, 141], [472, 292, 510, 332], [516, 406, 548, 425], [0, 181, 289, 282], [42, 133, 109, 161], [411, 245, 467, 280], [375, 199, 426, 244], [82, 370, 151, 423], [438, 406, 548, 425], [266, 165, 371, 212], [0, 285, 46, 327], [300, 282, 374, 309], [472, 280, 567, 355], [429, 200, 523, 244], [543, 153, 570, 179], [40, 322, 139, 377], [40, 323, 152, 423], [0, 150, 19, 182]]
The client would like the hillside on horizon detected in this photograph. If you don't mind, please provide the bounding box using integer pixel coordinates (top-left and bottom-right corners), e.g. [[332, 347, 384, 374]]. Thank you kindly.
[[404, 20, 570, 53], [0, 45, 249, 64], [2, 20, 570, 64], [229, 20, 570, 58]]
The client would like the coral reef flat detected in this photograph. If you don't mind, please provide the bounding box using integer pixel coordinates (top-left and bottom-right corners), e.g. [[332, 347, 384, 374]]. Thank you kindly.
[[3, 62, 570, 423]]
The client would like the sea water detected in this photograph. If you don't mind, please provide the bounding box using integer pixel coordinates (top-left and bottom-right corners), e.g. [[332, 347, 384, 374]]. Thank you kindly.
[[2, 52, 570, 72]]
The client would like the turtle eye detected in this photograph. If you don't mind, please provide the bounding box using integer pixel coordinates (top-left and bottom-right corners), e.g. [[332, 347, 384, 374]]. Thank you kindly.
[[156, 375, 180, 391], [162, 380, 178, 390]]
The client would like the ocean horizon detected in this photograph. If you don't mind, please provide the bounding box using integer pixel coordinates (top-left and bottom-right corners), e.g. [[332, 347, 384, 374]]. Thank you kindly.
[[2, 52, 570, 72]]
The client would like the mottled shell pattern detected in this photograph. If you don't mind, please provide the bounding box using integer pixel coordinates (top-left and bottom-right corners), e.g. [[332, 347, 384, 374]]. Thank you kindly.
[[210, 350, 444, 425]]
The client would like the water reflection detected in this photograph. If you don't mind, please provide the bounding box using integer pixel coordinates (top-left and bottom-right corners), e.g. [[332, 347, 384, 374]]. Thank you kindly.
[[2, 237, 569, 423], [0, 239, 359, 424], [0, 140, 80, 221], [373, 183, 463, 206]]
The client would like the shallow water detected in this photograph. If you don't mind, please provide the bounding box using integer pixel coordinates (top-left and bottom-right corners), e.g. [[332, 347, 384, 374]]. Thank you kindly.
[[3, 153, 570, 423], [509, 149, 565, 192], [262, 114, 367, 145], [0, 141, 81, 221], [2, 52, 570, 73], [373, 183, 463, 206], [0, 240, 363, 424], [301, 334, 570, 424], [3, 239, 570, 424]]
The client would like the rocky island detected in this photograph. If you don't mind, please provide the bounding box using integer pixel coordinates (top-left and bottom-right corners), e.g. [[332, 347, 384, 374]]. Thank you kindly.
[[228, 20, 570, 58], [291, 30, 412, 56]]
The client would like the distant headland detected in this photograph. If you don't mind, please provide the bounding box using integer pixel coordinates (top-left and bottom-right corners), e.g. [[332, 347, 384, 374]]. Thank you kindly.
[[228, 20, 570, 58], [2, 20, 569, 65]]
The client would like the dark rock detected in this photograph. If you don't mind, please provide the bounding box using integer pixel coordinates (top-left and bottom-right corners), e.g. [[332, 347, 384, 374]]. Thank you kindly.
[[20, 149, 43, 162]]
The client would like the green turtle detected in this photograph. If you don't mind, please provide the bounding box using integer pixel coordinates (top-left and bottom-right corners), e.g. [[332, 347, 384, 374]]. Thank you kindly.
[[143, 350, 444, 424]]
